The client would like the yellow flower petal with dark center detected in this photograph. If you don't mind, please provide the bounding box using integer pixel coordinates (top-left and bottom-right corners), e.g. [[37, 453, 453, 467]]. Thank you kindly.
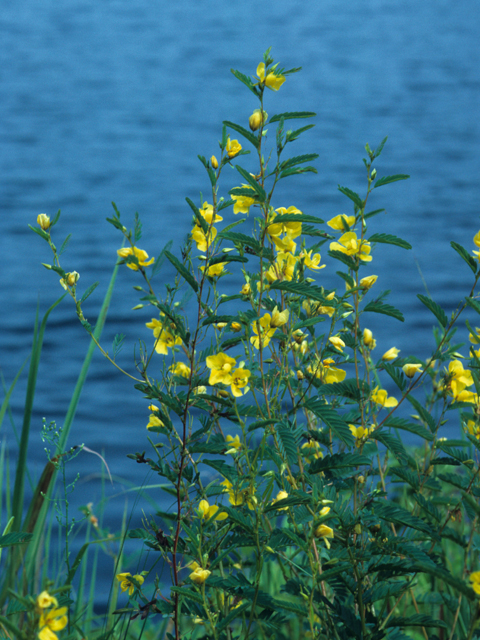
[[330, 232, 372, 262], [256, 62, 285, 91], [226, 137, 242, 158]]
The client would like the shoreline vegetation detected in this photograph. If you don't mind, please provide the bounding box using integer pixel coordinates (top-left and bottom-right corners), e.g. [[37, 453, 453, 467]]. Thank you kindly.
[[2, 49, 480, 639]]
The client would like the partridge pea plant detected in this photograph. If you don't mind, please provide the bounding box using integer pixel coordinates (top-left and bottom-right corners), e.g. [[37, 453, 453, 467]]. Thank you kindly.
[[32, 49, 480, 640]]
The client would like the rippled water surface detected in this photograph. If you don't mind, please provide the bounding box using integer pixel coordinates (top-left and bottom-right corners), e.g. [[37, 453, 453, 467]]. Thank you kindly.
[[1, 0, 479, 603]]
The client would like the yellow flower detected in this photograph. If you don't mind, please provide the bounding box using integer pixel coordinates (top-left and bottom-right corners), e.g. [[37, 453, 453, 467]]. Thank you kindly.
[[265, 252, 300, 283], [198, 499, 228, 521], [469, 328, 480, 344], [267, 206, 303, 239], [231, 368, 251, 397], [201, 262, 227, 277], [210, 155, 218, 169], [206, 353, 237, 385], [402, 363, 423, 378], [153, 329, 182, 355], [272, 235, 297, 253], [319, 506, 331, 517], [37, 213, 51, 230], [300, 249, 326, 271], [329, 336, 345, 352], [147, 414, 164, 430], [241, 283, 251, 295], [117, 247, 155, 271], [271, 490, 289, 511], [371, 387, 398, 408], [469, 571, 480, 594], [303, 295, 336, 317], [116, 572, 144, 596], [232, 185, 256, 215], [270, 306, 289, 327], [301, 440, 323, 460], [446, 359, 474, 399], [467, 420, 480, 440], [250, 314, 277, 349], [231, 322, 242, 332], [38, 606, 68, 640], [320, 359, 346, 384], [59, 271, 80, 290], [36, 592, 58, 611], [363, 328, 376, 349], [191, 225, 216, 252], [189, 562, 211, 584], [327, 214, 355, 231], [256, 62, 285, 91], [314, 524, 334, 548], [226, 137, 242, 158], [382, 347, 400, 361], [170, 362, 191, 378], [330, 232, 372, 262], [473, 231, 480, 260], [198, 201, 223, 225], [349, 424, 372, 447], [221, 479, 257, 509], [249, 109, 267, 131], [360, 275, 378, 290], [226, 435, 242, 451]]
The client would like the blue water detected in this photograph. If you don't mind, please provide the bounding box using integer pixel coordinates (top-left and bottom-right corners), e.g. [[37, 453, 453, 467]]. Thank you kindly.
[[1, 0, 480, 607]]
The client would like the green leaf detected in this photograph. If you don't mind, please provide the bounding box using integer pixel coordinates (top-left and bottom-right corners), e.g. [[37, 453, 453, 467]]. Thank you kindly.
[[314, 379, 370, 402], [151, 239, 173, 277], [206, 254, 248, 266], [327, 249, 358, 270], [218, 231, 273, 260], [309, 452, 371, 474], [390, 467, 420, 490], [223, 120, 259, 149], [338, 186, 364, 209], [373, 174, 410, 188], [220, 506, 254, 532], [80, 282, 99, 304], [248, 418, 277, 432], [375, 136, 388, 157], [302, 399, 355, 447], [189, 442, 227, 454], [275, 422, 301, 466], [234, 165, 266, 200], [201, 459, 238, 483], [0, 532, 33, 548], [285, 124, 316, 142], [272, 213, 324, 225], [384, 417, 434, 442], [185, 197, 209, 234], [417, 294, 448, 328], [28, 224, 50, 241], [279, 166, 318, 179], [171, 587, 204, 605], [364, 208, 386, 220], [280, 154, 319, 170], [451, 241, 478, 274], [386, 614, 447, 629], [374, 502, 435, 537], [264, 491, 312, 513], [268, 111, 316, 123], [466, 296, 480, 316], [410, 562, 475, 600], [230, 69, 259, 96], [364, 300, 404, 322], [406, 395, 437, 433], [164, 250, 198, 293], [368, 233, 412, 250], [382, 363, 407, 391], [374, 429, 408, 461], [268, 280, 330, 303]]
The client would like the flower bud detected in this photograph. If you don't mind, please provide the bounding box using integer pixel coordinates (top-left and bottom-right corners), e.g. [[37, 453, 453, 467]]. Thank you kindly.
[[37, 213, 51, 230], [248, 109, 267, 131], [371, 168, 377, 180], [210, 155, 218, 169]]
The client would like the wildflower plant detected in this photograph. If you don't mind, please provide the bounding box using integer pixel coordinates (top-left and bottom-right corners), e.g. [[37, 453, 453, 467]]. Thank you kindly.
[[30, 48, 480, 639]]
